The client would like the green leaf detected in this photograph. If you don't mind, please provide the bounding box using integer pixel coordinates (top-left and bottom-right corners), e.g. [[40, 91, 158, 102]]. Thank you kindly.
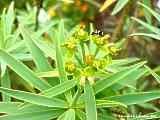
[[130, 33, 160, 40], [76, 110, 86, 120], [36, 71, 59, 78], [139, 103, 159, 112], [107, 57, 140, 72], [0, 2, 15, 49], [0, 49, 51, 91], [94, 61, 146, 94], [0, 109, 64, 120], [112, 67, 148, 90], [0, 9, 6, 48], [20, 24, 52, 72], [85, 81, 97, 120], [55, 20, 72, 102], [144, 65, 160, 84], [0, 87, 67, 108], [1, 68, 11, 102], [55, 20, 67, 82], [139, 2, 160, 23], [111, 58, 140, 66], [12, 53, 32, 61], [0, 60, 7, 77], [58, 109, 75, 120], [32, 39, 56, 60], [6, 39, 25, 53], [142, 0, 152, 24], [33, 21, 58, 38], [43, 80, 77, 97], [111, 0, 129, 15], [107, 91, 160, 105], [6, 2, 14, 35], [96, 100, 127, 108], [17, 104, 56, 113], [0, 102, 20, 114], [132, 17, 160, 34]]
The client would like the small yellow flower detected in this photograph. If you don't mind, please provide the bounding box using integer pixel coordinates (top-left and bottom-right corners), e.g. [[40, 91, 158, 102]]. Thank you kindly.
[[109, 46, 119, 55], [65, 62, 76, 73], [63, 38, 76, 51], [91, 33, 110, 46], [74, 28, 88, 42], [93, 59, 107, 69], [85, 55, 95, 65]]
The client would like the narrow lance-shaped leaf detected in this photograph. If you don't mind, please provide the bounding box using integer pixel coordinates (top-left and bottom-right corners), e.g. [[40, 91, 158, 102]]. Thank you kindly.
[[43, 80, 77, 97], [0, 87, 67, 108], [85, 80, 97, 120], [94, 61, 146, 94], [0, 8, 7, 48], [110, 58, 140, 67], [33, 39, 56, 60], [111, 0, 129, 15], [107, 91, 160, 105], [58, 109, 75, 120], [139, 2, 160, 23], [130, 33, 160, 41], [144, 65, 160, 84], [20, 24, 52, 72], [6, 2, 14, 35], [1, 68, 11, 102], [0, 49, 51, 91], [112, 67, 148, 89], [36, 71, 59, 78], [55, 20, 67, 82], [138, 103, 159, 112], [143, 0, 152, 24], [0, 2, 14, 48], [0, 102, 20, 114], [132, 17, 160, 34], [0, 109, 64, 120], [55, 20, 72, 102], [33, 21, 59, 38], [17, 104, 54, 113], [96, 100, 127, 108]]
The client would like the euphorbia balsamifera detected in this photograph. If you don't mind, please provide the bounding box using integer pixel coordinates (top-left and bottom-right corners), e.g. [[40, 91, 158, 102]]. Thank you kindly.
[[63, 25, 119, 86]]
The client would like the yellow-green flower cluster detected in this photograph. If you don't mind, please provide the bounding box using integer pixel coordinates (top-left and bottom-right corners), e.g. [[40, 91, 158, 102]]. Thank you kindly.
[[63, 25, 119, 86], [65, 62, 76, 74], [91, 34, 110, 46], [74, 28, 88, 42], [62, 37, 77, 52]]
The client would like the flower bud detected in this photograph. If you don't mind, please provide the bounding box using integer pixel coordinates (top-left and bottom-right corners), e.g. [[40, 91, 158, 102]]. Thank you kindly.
[[65, 62, 76, 73], [93, 59, 107, 69], [63, 38, 76, 51], [84, 55, 95, 65]]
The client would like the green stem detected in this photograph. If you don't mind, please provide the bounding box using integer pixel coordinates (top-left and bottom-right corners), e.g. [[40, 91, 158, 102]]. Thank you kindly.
[[80, 43, 85, 64]]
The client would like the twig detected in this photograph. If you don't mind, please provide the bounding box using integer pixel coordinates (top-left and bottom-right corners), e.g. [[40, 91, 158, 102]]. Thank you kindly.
[[35, 0, 43, 31]]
